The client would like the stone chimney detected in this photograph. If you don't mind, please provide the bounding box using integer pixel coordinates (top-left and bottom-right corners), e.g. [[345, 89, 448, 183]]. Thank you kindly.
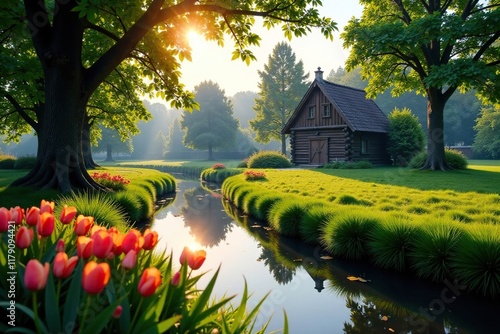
[[315, 67, 324, 81]]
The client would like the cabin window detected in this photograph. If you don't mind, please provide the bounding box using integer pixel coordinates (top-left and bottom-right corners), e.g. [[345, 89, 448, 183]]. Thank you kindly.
[[322, 104, 331, 117], [308, 106, 315, 118], [361, 139, 368, 154]]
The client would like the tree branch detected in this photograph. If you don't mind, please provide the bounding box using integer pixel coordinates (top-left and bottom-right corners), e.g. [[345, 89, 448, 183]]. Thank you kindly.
[[473, 31, 500, 61], [4, 93, 38, 131], [23, 0, 53, 69]]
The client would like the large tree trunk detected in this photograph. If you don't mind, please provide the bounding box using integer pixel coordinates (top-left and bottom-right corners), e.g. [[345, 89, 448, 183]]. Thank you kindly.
[[208, 143, 213, 161], [105, 144, 114, 161], [422, 90, 449, 171], [82, 119, 99, 169]]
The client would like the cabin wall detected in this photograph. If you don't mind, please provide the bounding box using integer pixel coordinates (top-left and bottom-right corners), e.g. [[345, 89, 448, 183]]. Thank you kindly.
[[350, 132, 390, 165], [290, 128, 347, 165]]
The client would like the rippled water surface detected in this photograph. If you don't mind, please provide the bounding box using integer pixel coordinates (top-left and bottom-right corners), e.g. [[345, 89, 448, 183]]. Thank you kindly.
[[149, 178, 499, 334]]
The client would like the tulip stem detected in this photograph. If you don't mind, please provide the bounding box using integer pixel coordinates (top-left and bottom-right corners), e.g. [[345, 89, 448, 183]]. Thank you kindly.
[[80, 294, 92, 332], [32, 293, 42, 334], [128, 298, 143, 334]]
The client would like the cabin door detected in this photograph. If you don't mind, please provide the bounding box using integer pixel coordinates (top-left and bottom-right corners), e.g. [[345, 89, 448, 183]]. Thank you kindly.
[[309, 138, 328, 165]]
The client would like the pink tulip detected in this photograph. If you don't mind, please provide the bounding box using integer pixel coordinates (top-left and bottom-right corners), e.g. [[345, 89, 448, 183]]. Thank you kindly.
[[113, 305, 123, 319], [24, 259, 49, 291], [171, 271, 181, 286], [10, 206, 24, 225], [0, 207, 10, 232], [121, 250, 137, 270], [55, 239, 65, 252], [25, 207, 40, 226], [39, 200, 54, 214], [15, 226, 34, 249]]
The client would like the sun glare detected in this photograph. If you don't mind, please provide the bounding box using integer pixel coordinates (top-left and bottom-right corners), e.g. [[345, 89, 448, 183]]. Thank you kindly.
[[186, 29, 202, 47]]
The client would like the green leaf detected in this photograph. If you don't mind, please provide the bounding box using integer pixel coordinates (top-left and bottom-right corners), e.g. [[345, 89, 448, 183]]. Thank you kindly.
[[62, 260, 83, 329], [0, 302, 49, 334], [44, 272, 61, 333], [142, 315, 182, 334], [79, 297, 125, 334]]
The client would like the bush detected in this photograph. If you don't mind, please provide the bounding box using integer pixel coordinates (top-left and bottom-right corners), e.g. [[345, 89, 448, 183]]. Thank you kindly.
[[300, 205, 333, 244], [247, 150, 292, 169], [13, 155, 36, 169], [0, 154, 16, 169], [409, 149, 468, 170], [387, 108, 425, 166]]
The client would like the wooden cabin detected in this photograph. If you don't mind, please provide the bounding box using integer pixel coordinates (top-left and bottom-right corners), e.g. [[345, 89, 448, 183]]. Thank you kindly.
[[282, 68, 390, 166]]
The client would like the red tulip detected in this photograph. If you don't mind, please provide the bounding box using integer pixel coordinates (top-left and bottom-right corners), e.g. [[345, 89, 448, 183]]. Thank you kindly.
[[55, 239, 65, 252], [122, 229, 142, 254], [39, 200, 54, 214], [112, 305, 123, 319], [142, 229, 158, 250], [179, 247, 207, 270], [90, 225, 106, 237], [74, 215, 94, 236], [10, 206, 24, 225], [111, 233, 124, 256], [25, 207, 40, 226], [82, 261, 110, 295], [77, 236, 93, 259], [53, 252, 79, 279], [91, 230, 113, 259], [37, 212, 55, 237], [15, 226, 34, 249], [121, 250, 137, 270], [171, 271, 181, 287], [0, 207, 10, 232], [60, 205, 77, 224], [24, 259, 49, 291], [138, 267, 161, 297]]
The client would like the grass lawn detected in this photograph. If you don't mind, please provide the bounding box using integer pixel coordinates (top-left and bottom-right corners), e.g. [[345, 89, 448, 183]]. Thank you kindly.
[[101, 159, 242, 168]]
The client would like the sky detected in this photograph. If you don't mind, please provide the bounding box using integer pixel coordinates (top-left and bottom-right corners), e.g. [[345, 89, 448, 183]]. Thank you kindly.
[[178, 1, 363, 97]]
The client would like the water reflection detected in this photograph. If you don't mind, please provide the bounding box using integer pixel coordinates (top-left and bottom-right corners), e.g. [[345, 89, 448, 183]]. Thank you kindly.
[[153, 178, 499, 334]]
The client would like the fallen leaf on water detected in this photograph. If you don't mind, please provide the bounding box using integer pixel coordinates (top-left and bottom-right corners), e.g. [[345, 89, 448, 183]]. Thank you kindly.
[[293, 258, 302, 262], [381, 316, 388, 321], [347, 276, 359, 281], [263, 227, 273, 231], [388, 328, 395, 333], [251, 225, 261, 228], [320, 255, 333, 260]]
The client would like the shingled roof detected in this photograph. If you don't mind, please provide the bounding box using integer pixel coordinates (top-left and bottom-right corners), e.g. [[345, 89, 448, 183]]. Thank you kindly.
[[283, 74, 389, 134]]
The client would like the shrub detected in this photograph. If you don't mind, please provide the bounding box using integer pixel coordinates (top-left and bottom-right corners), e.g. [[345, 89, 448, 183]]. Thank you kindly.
[[57, 191, 128, 230], [368, 217, 417, 272], [13, 155, 36, 169], [336, 194, 372, 206], [244, 170, 267, 181], [253, 193, 283, 221], [321, 211, 381, 260], [387, 107, 425, 166], [0, 154, 16, 169], [410, 221, 464, 282], [91, 171, 130, 191], [247, 150, 292, 169], [299, 204, 333, 244], [237, 158, 248, 168], [452, 224, 500, 297], [212, 163, 225, 169], [268, 199, 311, 237], [409, 148, 468, 170]]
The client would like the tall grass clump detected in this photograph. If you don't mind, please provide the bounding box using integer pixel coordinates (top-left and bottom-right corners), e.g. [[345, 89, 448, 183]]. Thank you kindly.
[[112, 191, 144, 223], [232, 185, 255, 209], [253, 193, 283, 221], [368, 217, 417, 272], [451, 224, 500, 297], [57, 191, 128, 230], [242, 189, 269, 217], [268, 199, 310, 237], [300, 205, 334, 244], [410, 220, 464, 282], [134, 180, 157, 202], [336, 194, 372, 206], [321, 210, 382, 260], [247, 150, 292, 169], [127, 184, 155, 219]]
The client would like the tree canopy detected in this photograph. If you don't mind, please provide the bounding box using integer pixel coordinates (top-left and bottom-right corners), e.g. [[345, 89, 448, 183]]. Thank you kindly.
[[181, 81, 238, 160], [473, 104, 500, 159], [1, 0, 337, 191], [342, 0, 500, 170], [250, 42, 309, 154]]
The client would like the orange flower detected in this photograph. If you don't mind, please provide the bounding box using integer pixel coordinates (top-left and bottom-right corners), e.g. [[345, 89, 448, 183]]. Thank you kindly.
[[179, 247, 207, 270], [90, 225, 106, 237], [77, 236, 93, 259], [15, 226, 34, 249], [74, 215, 94, 236], [25, 207, 40, 226], [121, 250, 137, 270], [0, 207, 10, 232], [39, 200, 54, 214], [53, 252, 79, 279], [10, 206, 24, 225], [111, 233, 124, 256], [91, 230, 113, 259], [171, 271, 181, 287], [122, 229, 143, 254], [55, 239, 65, 252], [60, 205, 77, 224], [138, 267, 161, 297], [37, 212, 55, 237], [24, 259, 49, 291], [142, 229, 158, 250], [82, 261, 111, 295]]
